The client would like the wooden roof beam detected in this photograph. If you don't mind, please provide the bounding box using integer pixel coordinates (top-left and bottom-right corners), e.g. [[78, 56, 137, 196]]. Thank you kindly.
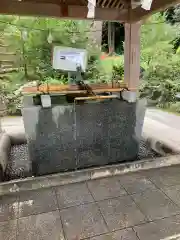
[[0, 0, 128, 22], [130, 0, 180, 22]]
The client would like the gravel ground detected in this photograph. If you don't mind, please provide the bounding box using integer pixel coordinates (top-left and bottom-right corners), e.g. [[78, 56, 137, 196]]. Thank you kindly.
[[5, 144, 31, 181], [137, 140, 160, 160], [5, 140, 159, 181]]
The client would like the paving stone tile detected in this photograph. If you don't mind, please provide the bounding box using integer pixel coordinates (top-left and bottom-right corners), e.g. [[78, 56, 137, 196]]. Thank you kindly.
[[146, 166, 180, 188], [97, 195, 146, 231], [89, 228, 138, 240], [87, 177, 127, 201], [0, 194, 19, 222], [134, 214, 180, 240], [0, 219, 17, 240], [55, 182, 94, 208], [131, 189, 180, 221], [163, 185, 180, 206], [60, 203, 108, 240], [18, 188, 58, 218], [17, 211, 64, 240], [119, 173, 157, 194]]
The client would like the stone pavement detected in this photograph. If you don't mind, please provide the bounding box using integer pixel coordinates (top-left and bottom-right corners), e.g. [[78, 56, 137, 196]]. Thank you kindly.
[[1, 165, 180, 240]]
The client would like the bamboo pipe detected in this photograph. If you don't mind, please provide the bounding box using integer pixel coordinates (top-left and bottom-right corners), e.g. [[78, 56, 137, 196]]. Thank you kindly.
[[74, 95, 118, 101]]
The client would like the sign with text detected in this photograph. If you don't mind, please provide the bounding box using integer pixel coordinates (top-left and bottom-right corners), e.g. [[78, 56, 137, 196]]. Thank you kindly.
[[52, 46, 88, 72]]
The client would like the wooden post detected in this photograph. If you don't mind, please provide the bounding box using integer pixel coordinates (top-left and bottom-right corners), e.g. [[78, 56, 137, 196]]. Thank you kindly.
[[124, 22, 141, 92]]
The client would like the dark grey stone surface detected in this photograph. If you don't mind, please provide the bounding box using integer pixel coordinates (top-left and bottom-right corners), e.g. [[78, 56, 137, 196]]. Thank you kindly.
[[0, 219, 17, 240], [162, 185, 180, 206], [6, 140, 159, 181], [146, 165, 180, 188], [60, 203, 108, 240], [17, 211, 65, 240], [87, 176, 127, 201], [131, 189, 180, 221], [18, 188, 58, 218], [134, 215, 180, 240], [3, 165, 180, 240], [89, 228, 139, 240], [22, 99, 144, 176], [118, 172, 156, 194], [55, 182, 94, 208], [97, 195, 146, 230], [0, 194, 19, 222]]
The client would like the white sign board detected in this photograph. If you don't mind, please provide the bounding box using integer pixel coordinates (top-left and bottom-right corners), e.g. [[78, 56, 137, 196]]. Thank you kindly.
[[52, 46, 88, 72]]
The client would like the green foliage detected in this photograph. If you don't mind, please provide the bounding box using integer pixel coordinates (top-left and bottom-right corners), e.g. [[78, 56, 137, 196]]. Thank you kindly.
[[20, 18, 90, 81], [140, 64, 180, 107], [0, 16, 91, 80], [140, 55, 180, 107], [112, 64, 124, 81], [164, 5, 180, 52], [139, 13, 180, 111], [169, 102, 180, 113], [0, 71, 25, 114], [84, 59, 101, 82], [164, 4, 180, 24], [141, 14, 177, 70], [44, 76, 67, 84], [2, 12, 180, 115], [0, 16, 99, 114]]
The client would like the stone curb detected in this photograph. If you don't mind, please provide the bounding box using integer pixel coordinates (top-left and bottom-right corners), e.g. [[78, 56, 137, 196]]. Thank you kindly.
[[8, 132, 27, 145], [142, 132, 180, 154], [0, 133, 11, 174], [0, 132, 26, 182], [0, 154, 180, 197]]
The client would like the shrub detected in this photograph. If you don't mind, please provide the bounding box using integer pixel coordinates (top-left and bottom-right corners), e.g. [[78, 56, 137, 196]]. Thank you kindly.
[[169, 102, 180, 113], [139, 56, 180, 107], [112, 64, 124, 81]]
